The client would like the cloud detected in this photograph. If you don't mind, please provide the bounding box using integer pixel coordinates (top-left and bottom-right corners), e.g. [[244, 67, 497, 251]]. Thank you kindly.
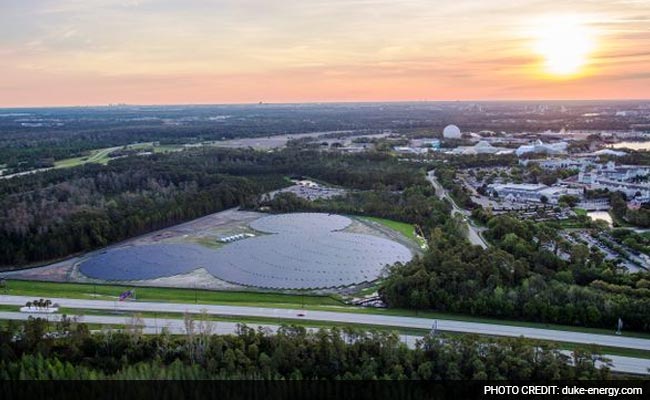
[[0, 0, 648, 105]]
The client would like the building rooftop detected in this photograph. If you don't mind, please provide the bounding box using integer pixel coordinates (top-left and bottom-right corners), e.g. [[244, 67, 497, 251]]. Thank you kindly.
[[491, 183, 547, 191]]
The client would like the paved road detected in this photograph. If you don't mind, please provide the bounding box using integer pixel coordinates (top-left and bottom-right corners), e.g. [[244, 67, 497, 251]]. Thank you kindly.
[[2, 311, 647, 375], [426, 170, 488, 249], [1, 295, 649, 351]]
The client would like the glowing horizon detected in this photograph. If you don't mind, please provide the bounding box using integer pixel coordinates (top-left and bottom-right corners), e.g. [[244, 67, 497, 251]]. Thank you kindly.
[[1, 0, 649, 107]]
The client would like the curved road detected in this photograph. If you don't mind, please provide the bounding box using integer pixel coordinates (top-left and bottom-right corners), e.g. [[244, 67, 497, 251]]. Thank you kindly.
[[426, 170, 488, 249], [1, 295, 648, 351]]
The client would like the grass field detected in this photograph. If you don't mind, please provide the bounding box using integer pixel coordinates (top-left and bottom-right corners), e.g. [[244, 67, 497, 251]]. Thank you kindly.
[[54, 155, 90, 169], [574, 208, 587, 217], [192, 237, 225, 249], [360, 216, 416, 240], [360, 216, 426, 247], [152, 144, 185, 153], [2, 280, 344, 308], [555, 218, 591, 229], [54, 146, 120, 168], [3, 279, 650, 340], [53, 143, 186, 169]]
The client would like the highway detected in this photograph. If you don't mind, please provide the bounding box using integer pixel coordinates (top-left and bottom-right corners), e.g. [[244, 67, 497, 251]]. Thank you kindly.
[[426, 170, 488, 249], [1, 295, 649, 351], [1, 310, 647, 375]]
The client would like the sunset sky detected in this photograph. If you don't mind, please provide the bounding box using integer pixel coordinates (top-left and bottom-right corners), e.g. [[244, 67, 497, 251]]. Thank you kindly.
[[1, 0, 649, 107]]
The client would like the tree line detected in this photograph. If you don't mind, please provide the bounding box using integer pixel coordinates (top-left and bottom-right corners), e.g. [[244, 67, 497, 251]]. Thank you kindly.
[[0, 317, 612, 380], [381, 213, 650, 332]]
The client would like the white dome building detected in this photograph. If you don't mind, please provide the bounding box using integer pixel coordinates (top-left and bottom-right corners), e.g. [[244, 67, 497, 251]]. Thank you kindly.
[[442, 124, 461, 139]]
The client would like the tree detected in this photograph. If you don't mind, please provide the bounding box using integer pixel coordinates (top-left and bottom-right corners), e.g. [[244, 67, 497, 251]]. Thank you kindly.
[[570, 244, 590, 266], [559, 195, 579, 208], [125, 313, 145, 342]]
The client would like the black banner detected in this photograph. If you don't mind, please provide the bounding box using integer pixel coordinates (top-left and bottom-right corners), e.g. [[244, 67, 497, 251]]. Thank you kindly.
[[1, 380, 648, 400]]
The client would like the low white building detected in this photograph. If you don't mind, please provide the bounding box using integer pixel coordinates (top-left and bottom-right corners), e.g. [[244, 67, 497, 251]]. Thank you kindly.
[[295, 179, 319, 188], [450, 141, 514, 155], [516, 140, 568, 157], [593, 149, 627, 157], [577, 162, 650, 198], [599, 161, 650, 181], [578, 161, 650, 198], [579, 174, 650, 198], [393, 146, 428, 155], [521, 158, 591, 170], [488, 183, 581, 204]]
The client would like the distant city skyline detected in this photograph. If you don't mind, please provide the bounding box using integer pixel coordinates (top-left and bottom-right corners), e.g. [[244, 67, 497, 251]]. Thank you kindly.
[[1, 0, 649, 107]]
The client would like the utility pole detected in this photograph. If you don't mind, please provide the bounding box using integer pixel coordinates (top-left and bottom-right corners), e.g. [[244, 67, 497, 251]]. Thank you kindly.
[[430, 320, 438, 337]]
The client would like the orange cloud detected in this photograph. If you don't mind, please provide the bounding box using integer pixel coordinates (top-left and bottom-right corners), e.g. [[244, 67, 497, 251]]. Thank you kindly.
[[0, 0, 648, 106]]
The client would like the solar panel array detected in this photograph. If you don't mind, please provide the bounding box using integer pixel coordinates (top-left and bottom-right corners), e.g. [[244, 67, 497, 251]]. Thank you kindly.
[[80, 213, 413, 289], [250, 213, 351, 234]]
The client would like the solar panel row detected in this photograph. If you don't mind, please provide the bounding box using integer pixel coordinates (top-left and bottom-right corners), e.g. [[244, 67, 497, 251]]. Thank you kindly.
[[79, 213, 413, 289]]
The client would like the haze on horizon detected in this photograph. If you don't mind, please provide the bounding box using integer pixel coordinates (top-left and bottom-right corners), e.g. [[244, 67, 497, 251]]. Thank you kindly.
[[1, 0, 649, 107]]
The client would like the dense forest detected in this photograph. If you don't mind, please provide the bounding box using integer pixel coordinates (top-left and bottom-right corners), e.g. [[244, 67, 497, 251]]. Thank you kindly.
[[0, 318, 612, 380], [0, 148, 426, 267], [381, 210, 650, 332], [0, 161, 276, 266]]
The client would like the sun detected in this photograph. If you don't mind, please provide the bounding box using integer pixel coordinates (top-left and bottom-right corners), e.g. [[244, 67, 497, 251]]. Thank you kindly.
[[533, 16, 595, 77]]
